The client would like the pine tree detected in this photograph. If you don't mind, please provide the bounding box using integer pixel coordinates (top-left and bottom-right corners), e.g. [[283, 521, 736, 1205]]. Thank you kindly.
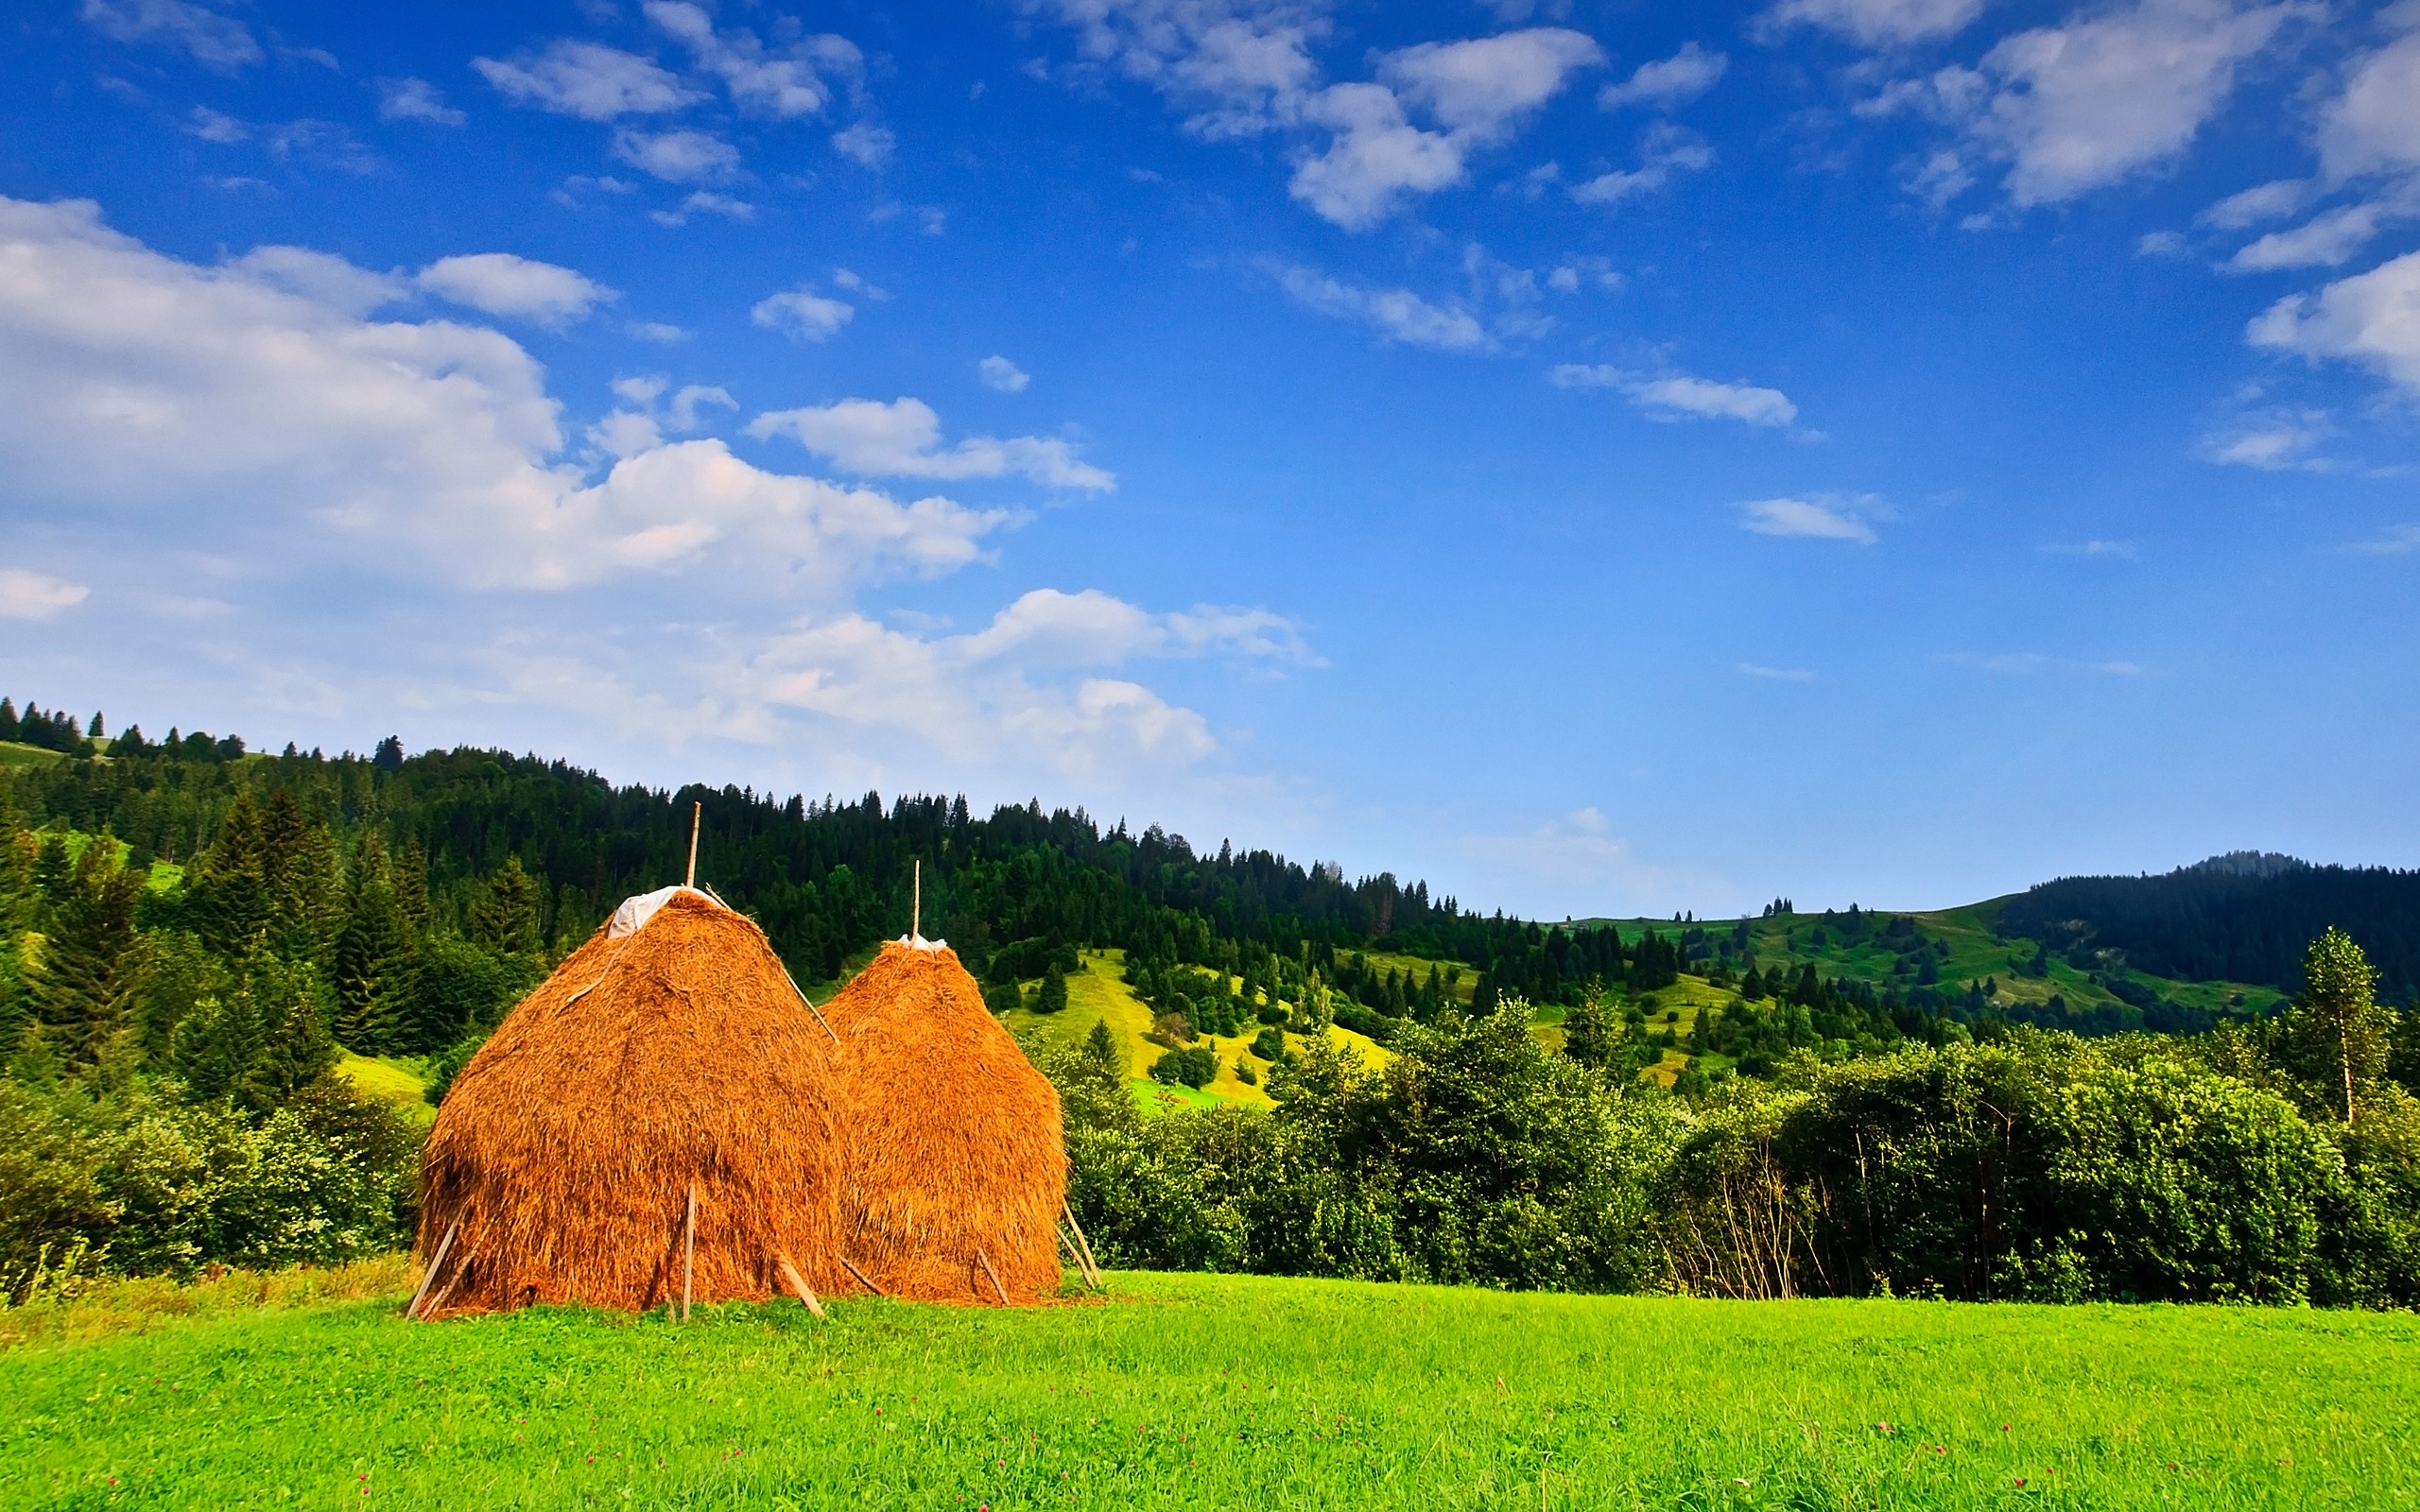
[[171, 988, 265, 1102], [1561, 990, 1619, 1069], [1082, 1018, 1121, 1079], [241, 956, 337, 1107], [391, 840, 431, 937], [468, 856, 544, 957], [29, 839, 140, 1068], [1036, 961, 1069, 1014], [0, 696, 16, 742]]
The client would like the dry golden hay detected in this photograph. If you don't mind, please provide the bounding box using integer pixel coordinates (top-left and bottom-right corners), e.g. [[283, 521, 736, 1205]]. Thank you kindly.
[[823, 941, 1068, 1303], [413, 889, 847, 1316]]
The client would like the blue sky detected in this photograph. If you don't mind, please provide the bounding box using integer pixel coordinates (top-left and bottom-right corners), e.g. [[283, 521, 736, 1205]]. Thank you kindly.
[[3, 0, 2417, 919]]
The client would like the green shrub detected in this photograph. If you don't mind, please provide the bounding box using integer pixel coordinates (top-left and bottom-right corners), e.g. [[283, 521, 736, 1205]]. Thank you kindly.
[[1150, 1045, 1218, 1089]]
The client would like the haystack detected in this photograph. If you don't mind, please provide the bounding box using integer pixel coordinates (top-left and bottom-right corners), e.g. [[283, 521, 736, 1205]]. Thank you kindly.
[[823, 939, 1068, 1303], [411, 888, 847, 1317]]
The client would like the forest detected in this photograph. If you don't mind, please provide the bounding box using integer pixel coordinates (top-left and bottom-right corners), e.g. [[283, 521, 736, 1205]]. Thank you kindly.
[[3, 701, 2417, 1308]]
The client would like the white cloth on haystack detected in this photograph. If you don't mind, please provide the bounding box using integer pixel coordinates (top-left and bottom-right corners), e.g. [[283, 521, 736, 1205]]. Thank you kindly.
[[896, 934, 947, 951], [608, 885, 717, 938]]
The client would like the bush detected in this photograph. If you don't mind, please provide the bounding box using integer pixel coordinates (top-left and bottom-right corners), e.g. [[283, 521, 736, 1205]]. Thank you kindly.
[[1250, 1025, 1287, 1063], [1150, 1046, 1218, 1089]]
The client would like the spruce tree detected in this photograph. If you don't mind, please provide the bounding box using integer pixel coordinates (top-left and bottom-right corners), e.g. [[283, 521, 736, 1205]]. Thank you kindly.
[[1036, 961, 1069, 1014], [171, 988, 265, 1102], [468, 856, 544, 957], [29, 839, 140, 1068], [334, 833, 409, 1054], [194, 792, 271, 957], [241, 956, 337, 1108]]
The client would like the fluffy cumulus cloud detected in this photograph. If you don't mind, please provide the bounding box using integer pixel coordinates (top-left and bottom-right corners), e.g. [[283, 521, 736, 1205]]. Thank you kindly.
[[416, 253, 616, 325], [610, 127, 740, 182], [2319, 25, 2420, 182], [1739, 495, 1881, 542], [0, 569, 91, 620], [79, 0, 262, 72], [747, 398, 1115, 489], [2248, 250, 2420, 395], [474, 40, 699, 120], [1269, 263, 1488, 350], [1033, 4, 1602, 228], [1551, 364, 1798, 427], [0, 196, 1007, 593], [978, 355, 1032, 392], [1866, 0, 2305, 208], [2197, 406, 2337, 471], [751, 287, 855, 341], [643, 0, 863, 119]]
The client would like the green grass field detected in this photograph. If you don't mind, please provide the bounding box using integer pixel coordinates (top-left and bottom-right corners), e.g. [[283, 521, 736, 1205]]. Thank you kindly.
[[4, 1269, 2414, 1510]]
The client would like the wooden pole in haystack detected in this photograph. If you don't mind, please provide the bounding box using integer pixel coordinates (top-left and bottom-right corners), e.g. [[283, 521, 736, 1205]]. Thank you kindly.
[[976, 1247, 1011, 1305], [838, 1254, 887, 1297], [685, 801, 701, 888], [407, 1219, 460, 1319], [912, 858, 921, 941], [681, 1183, 698, 1322], [773, 1248, 826, 1319]]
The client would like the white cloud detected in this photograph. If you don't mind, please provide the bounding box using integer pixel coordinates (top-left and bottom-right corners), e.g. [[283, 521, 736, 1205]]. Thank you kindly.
[[1763, 0, 1987, 46], [2138, 229, 2189, 257], [474, 41, 699, 121], [0, 196, 1009, 593], [2042, 539, 2138, 558], [0, 569, 91, 620], [831, 268, 888, 300], [417, 253, 616, 325], [1270, 263, 1489, 351], [1738, 662, 1816, 681], [1286, 83, 1468, 229], [1551, 363, 1798, 427], [651, 191, 756, 227], [1033, 7, 1599, 228], [2248, 249, 2420, 394], [1569, 123, 1714, 205], [377, 77, 466, 127], [2200, 177, 2308, 229], [79, 0, 261, 72], [1739, 495, 1880, 542], [187, 105, 248, 144], [2320, 26, 2420, 181], [979, 355, 1032, 392], [228, 246, 407, 316], [643, 0, 864, 118], [751, 288, 856, 342], [2197, 406, 2337, 470], [748, 397, 1115, 490], [611, 128, 740, 182], [1973, 0, 2304, 207], [832, 123, 897, 166], [627, 319, 689, 343], [2227, 200, 2407, 272], [1597, 43, 1727, 112]]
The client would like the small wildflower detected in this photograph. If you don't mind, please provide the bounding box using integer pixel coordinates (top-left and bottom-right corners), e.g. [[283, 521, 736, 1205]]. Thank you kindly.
[[2014, 1478, 2027, 1488]]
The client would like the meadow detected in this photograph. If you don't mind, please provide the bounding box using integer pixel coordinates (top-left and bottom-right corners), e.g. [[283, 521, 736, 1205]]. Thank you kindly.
[[5, 1269, 2415, 1511]]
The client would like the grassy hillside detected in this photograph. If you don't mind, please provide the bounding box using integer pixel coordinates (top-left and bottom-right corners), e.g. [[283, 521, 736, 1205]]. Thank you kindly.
[[4, 1269, 2412, 1509], [0, 740, 65, 771], [1004, 949, 1389, 1114]]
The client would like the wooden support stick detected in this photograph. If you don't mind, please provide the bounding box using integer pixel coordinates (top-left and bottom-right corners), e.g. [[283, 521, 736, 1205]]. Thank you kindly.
[[1058, 1226, 1092, 1287], [773, 1249, 826, 1319], [406, 1219, 460, 1319], [681, 1184, 698, 1323], [1062, 1199, 1102, 1287], [912, 859, 921, 942], [685, 801, 701, 889], [777, 962, 841, 1045], [838, 1254, 888, 1297], [976, 1247, 1011, 1306]]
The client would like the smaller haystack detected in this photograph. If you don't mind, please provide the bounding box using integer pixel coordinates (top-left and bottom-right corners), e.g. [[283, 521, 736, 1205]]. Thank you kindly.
[[412, 888, 846, 1316], [824, 940, 1068, 1303]]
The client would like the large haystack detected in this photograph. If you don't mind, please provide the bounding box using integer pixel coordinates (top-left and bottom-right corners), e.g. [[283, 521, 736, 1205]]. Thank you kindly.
[[823, 941, 1068, 1302], [413, 888, 846, 1316]]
